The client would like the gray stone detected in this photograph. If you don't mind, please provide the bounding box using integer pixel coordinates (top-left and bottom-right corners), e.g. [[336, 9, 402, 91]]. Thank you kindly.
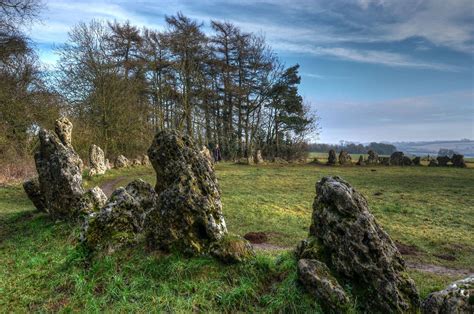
[[23, 177, 47, 212], [327, 149, 337, 165], [55, 117, 73, 147], [367, 150, 379, 164], [429, 159, 438, 167], [114, 155, 130, 168], [356, 155, 365, 166], [77, 186, 107, 215], [298, 258, 350, 312], [437, 156, 451, 167], [452, 154, 467, 168], [402, 156, 413, 166], [307, 176, 419, 312], [145, 130, 228, 255], [421, 275, 474, 314], [412, 156, 421, 166], [379, 156, 390, 166], [338, 151, 352, 165], [254, 150, 264, 164], [130, 158, 142, 167], [89, 144, 106, 176], [141, 154, 150, 166], [210, 234, 255, 264], [390, 151, 405, 166]]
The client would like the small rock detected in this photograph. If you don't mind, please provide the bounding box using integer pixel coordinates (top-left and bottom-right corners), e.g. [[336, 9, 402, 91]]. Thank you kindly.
[[114, 155, 130, 168], [211, 234, 255, 263], [437, 156, 451, 167], [412, 156, 421, 166], [141, 155, 150, 166], [390, 151, 405, 166], [77, 186, 107, 215], [402, 156, 413, 166], [327, 150, 337, 165], [421, 275, 473, 314], [130, 158, 142, 167], [452, 154, 467, 168], [23, 177, 47, 212]]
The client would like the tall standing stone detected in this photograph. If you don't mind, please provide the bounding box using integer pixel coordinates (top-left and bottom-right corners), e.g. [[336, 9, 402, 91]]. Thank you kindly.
[[89, 144, 107, 176], [55, 117, 73, 147], [298, 176, 419, 312], [145, 130, 228, 255], [327, 149, 337, 165], [338, 150, 352, 165]]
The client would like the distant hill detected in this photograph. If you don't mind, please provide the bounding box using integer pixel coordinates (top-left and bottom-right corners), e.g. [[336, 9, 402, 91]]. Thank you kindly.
[[393, 140, 474, 157]]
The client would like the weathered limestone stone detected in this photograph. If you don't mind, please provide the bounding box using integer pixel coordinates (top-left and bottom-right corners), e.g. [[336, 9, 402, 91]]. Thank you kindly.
[[390, 151, 405, 166], [114, 155, 130, 168], [298, 258, 350, 312], [131, 158, 142, 167], [77, 186, 107, 215], [254, 150, 264, 164], [145, 130, 229, 255], [412, 156, 421, 166], [34, 125, 85, 219], [141, 154, 150, 166], [338, 151, 352, 165], [210, 234, 255, 263], [82, 179, 157, 252], [402, 156, 413, 166], [367, 150, 378, 164], [23, 177, 47, 212], [452, 154, 467, 168], [89, 144, 106, 176], [379, 156, 390, 166], [421, 275, 473, 314], [305, 176, 419, 312], [429, 159, 438, 167], [201, 146, 213, 164], [437, 156, 451, 167], [55, 117, 73, 147], [327, 149, 337, 165], [356, 155, 365, 166], [105, 159, 112, 170]]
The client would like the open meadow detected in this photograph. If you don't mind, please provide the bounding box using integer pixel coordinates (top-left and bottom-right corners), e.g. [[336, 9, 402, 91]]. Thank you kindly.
[[1, 162, 473, 312]]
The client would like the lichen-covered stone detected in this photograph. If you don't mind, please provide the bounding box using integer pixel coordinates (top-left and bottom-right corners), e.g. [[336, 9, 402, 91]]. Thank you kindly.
[[254, 150, 264, 164], [390, 151, 405, 166], [146, 130, 227, 255], [437, 156, 451, 167], [23, 177, 47, 212], [131, 158, 142, 167], [298, 259, 350, 313], [338, 151, 352, 165], [412, 156, 421, 166], [34, 126, 85, 219], [327, 149, 337, 165], [77, 186, 107, 215], [421, 275, 473, 314], [367, 150, 378, 164], [308, 176, 419, 312], [452, 154, 467, 168], [210, 234, 255, 263], [89, 144, 106, 176], [114, 155, 130, 168], [356, 155, 365, 166], [141, 154, 150, 166], [82, 179, 157, 252], [55, 117, 73, 147], [402, 155, 413, 166]]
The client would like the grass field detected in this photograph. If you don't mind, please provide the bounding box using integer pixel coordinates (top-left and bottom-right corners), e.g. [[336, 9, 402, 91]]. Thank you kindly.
[[1, 163, 473, 311]]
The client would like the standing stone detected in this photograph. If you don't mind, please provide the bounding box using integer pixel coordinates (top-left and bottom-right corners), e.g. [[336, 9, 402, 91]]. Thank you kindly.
[[412, 156, 421, 166], [303, 176, 419, 312], [34, 123, 85, 218], [254, 150, 264, 164], [89, 144, 107, 176], [437, 156, 451, 167], [105, 159, 112, 170], [428, 159, 438, 167], [55, 117, 73, 147], [421, 275, 473, 314], [146, 130, 233, 256], [327, 149, 337, 165], [390, 151, 405, 166], [402, 156, 413, 166], [201, 146, 213, 164], [23, 177, 47, 212], [452, 154, 467, 168], [356, 155, 365, 166], [367, 150, 379, 164], [114, 155, 130, 168], [338, 151, 352, 165], [131, 158, 142, 167], [141, 154, 151, 166]]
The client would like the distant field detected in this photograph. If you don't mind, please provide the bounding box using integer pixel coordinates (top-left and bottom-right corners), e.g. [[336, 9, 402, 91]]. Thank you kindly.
[[1, 163, 473, 311]]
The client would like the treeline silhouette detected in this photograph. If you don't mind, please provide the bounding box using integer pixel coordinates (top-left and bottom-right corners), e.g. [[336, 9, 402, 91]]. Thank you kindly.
[[309, 142, 397, 155]]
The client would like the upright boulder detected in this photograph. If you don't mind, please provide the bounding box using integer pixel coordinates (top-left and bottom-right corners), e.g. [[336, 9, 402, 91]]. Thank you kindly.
[[367, 150, 379, 164], [254, 150, 264, 164], [89, 144, 107, 176], [402, 156, 413, 166], [82, 179, 157, 252], [146, 130, 229, 255], [114, 155, 130, 168], [437, 156, 451, 167], [412, 156, 421, 166], [421, 275, 473, 314], [23, 177, 47, 212], [390, 151, 405, 166], [327, 149, 337, 165], [299, 176, 419, 312], [141, 154, 150, 166], [201, 146, 213, 164], [338, 151, 352, 165], [356, 155, 365, 166], [452, 154, 467, 168], [34, 119, 85, 218]]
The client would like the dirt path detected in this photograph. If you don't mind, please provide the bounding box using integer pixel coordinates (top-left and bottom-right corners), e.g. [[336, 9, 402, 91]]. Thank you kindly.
[[100, 177, 126, 197], [405, 262, 473, 276]]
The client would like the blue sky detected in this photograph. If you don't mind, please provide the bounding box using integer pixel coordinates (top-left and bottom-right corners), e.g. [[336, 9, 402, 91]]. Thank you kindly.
[[31, 0, 473, 143]]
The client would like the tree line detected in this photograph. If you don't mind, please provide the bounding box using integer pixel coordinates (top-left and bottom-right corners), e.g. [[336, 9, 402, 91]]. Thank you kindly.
[[1, 2, 317, 165], [308, 142, 397, 155]]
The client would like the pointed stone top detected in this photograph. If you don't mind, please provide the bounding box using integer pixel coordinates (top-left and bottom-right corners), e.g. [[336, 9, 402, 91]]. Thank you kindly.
[[55, 117, 73, 146]]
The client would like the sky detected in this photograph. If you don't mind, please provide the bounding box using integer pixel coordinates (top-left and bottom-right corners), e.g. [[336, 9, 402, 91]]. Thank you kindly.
[[30, 0, 474, 143]]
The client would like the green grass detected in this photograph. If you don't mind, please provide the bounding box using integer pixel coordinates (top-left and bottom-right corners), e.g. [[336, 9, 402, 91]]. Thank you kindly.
[[1, 162, 473, 311]]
